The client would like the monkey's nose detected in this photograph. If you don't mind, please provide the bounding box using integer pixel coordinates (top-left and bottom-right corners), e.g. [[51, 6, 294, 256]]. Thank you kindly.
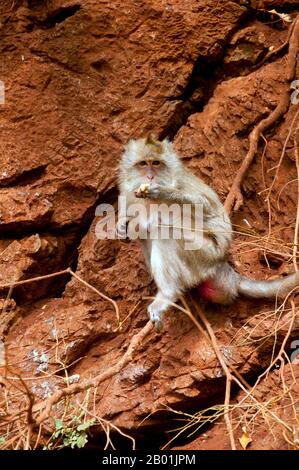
[[147, 175, 154, 181]]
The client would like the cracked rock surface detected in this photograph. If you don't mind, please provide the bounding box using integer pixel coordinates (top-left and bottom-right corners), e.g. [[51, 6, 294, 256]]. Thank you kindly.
[[0, 0, 298, 449]]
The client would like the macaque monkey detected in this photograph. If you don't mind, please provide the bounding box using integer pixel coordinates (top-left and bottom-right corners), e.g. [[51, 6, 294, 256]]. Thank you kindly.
[[117, 135, 299, 329]]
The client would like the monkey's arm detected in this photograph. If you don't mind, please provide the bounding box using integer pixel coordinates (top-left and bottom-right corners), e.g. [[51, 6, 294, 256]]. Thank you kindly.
[[135, 183, 216, 210], [115, 193, 136, 240]]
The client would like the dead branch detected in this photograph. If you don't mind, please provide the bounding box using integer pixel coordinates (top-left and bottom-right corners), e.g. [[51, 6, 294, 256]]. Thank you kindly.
[[266, 107, 299, 236], [224, 16, 299, 214], [191, 301, 236, 450], [33, 320, 153, 426], [0, 267, 120, 329], [180, 298, 297, 449], [241, 301, 297, 394], [76, 399, 136, 450], [68, 269, 120, 328], [254, 20, 296, 69], [293, 127, 299, 271], [0, 268, 69, 289]]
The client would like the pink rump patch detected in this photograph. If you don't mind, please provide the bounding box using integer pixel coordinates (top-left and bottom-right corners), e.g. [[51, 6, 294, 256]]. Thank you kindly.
[[197, 280, 217, 301]]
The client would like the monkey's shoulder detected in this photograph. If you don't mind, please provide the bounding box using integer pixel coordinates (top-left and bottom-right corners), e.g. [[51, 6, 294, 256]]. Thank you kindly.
[[180, 170, 223, 206]]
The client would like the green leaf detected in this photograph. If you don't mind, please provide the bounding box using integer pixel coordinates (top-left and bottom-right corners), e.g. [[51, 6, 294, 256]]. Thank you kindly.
[[53, 429, 62, 439], [76, 433, 88, 448], [77, 419, 95, 432], [55, 419, 63, 431]]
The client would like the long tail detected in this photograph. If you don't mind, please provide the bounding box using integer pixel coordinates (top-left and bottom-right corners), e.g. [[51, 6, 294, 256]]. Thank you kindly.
[[209, 263, 299, 303], [238, 270, 299, 299]]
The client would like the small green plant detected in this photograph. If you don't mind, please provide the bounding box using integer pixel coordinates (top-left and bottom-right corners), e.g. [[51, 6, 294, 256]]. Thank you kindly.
[[44, 389, 96, 450], [44, 418, 95, 450], [44, 405, 95, 450]]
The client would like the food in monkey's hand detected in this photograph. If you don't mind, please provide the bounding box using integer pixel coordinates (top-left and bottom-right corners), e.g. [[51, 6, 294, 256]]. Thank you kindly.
[[135, 183, 150, 198]]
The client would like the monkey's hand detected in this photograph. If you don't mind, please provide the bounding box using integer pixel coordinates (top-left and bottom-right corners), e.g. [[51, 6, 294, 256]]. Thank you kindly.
[[135, 183, 163, 199], [115, 217, 130, 241], [135, 183, 151, 198]]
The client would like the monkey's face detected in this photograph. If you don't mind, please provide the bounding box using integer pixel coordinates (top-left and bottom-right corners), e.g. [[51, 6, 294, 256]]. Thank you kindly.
[[119, 137, 182, 192], [133, 156, 170, 186]]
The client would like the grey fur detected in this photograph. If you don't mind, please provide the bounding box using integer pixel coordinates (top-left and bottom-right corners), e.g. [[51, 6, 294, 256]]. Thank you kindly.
[[118, 137, 299, 328]]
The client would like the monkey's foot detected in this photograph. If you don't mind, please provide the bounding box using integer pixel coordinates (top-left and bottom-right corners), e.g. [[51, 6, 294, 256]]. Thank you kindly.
[[147, 303, 163, 331]]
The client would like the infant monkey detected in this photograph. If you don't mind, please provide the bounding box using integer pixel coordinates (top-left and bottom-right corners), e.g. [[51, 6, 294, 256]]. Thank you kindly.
[[118, 135, 299, 329]]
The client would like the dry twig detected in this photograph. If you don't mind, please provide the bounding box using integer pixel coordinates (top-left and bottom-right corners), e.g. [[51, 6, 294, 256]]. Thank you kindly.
[[293, 127, 299, 271], [0, 267, 120, 329], [224, 16, 299, 213], [33, 321, 153, 425]]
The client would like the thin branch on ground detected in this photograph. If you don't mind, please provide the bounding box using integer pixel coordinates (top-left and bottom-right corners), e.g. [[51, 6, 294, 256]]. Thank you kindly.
[[33, 320, 153, 426], [224, 16, 299, 213], [76, 399, 136, 450], [265, 107, 299, 236], [293, 127, 299, 271], [254, 19, 296, 69], [170, 298, 297, 448], [0, 267, 120, 329], [191, 300, 236, 450]]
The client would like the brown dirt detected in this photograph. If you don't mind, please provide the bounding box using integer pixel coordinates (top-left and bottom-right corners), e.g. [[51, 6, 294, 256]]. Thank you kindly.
[[0, 0, 298, 450]]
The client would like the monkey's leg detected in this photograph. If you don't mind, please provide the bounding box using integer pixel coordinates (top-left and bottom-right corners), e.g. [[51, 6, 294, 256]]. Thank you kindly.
[[140, 240, 152, 269], [148, 241, 181, 329]]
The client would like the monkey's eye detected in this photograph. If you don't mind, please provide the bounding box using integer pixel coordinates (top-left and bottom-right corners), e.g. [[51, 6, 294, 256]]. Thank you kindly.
[[152, 160, 161, 166], [138, 161, 147, 167]]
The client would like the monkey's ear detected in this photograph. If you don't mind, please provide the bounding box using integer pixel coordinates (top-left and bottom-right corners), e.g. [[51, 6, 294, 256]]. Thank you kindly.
[[126, 138, 137, 150], [162, 138, 182, 165], [122, 138, 138, 164], [162, 137, 174, 154]]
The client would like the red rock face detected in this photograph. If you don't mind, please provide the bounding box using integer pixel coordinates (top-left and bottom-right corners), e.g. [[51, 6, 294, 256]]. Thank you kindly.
[[0, 0, 298, 450]]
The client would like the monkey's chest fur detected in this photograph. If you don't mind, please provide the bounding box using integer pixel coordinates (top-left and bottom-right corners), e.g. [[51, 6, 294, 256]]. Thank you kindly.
[[138, 200, 231, 296]]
